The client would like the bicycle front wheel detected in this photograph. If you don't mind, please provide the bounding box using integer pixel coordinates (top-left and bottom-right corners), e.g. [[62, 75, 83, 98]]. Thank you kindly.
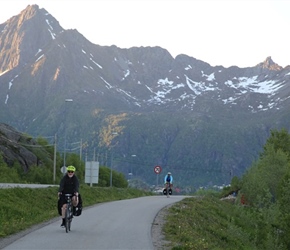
[[68, 216, 72, 231], [65, 207, 69, 233]]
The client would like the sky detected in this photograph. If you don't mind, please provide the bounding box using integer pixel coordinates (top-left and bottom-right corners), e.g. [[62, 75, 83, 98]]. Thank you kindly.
[[1, 0, 290, 68]]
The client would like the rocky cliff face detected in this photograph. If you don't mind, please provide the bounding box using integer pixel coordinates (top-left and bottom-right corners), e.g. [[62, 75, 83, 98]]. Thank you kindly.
[[0, 123, 42, 171]]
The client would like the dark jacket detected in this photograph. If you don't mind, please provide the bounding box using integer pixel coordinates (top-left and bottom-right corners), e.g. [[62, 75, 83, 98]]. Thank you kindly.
[[58, 174, 79, 194]]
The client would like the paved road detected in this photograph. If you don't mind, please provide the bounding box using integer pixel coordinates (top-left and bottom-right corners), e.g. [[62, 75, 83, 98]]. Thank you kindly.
[[1, 195, 187, 250]]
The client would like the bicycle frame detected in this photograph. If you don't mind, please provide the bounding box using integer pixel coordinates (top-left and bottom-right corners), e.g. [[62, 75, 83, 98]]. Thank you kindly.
[[165, 182, 172, 197], [64, 194, 73, 233]]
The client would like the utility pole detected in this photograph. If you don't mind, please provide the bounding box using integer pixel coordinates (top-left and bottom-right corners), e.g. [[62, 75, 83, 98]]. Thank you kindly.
[[53, 133, 57, 183]]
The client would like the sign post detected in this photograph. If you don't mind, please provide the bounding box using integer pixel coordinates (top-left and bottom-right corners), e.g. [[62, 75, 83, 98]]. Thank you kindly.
[[154, 165, 162, 187]]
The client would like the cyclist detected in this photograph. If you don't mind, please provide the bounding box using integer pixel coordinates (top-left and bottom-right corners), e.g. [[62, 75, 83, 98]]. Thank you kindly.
[[58, 165, 79, 227], [164, 172, 173, 190]]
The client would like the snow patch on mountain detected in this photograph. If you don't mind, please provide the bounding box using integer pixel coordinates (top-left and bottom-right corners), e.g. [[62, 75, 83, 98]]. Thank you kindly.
[[225, 76, 283, 94], [185, 75, 216, 95]]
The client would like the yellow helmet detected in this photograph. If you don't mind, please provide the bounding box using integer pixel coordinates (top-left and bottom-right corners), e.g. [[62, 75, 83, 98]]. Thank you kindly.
[[67, 165, 76, 172]]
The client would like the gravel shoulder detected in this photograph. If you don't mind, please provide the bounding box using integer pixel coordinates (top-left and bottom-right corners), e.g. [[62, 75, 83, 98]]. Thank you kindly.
[[151, 204, 174, 250]]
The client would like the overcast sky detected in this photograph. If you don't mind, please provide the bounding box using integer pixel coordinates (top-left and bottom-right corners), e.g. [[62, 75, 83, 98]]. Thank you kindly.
[[1, 0, 290, 68]]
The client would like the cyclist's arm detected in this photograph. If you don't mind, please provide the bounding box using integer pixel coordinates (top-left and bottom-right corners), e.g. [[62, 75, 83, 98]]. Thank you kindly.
[[58, 176, 65, 193], [74, 176, 80, 194]]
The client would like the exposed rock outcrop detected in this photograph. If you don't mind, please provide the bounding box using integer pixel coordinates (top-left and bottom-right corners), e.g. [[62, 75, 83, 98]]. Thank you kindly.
[[0, 123, 41, 171]]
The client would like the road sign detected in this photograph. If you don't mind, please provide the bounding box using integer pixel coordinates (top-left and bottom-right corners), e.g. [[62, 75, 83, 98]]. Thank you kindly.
[[85, 161, 99, 186], [154, 165, 162, 174], [60, 166, 66, 174]]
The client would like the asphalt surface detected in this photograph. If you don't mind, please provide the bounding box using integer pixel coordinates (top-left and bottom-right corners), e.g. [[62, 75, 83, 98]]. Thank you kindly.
[[1, 195, 187, 250]]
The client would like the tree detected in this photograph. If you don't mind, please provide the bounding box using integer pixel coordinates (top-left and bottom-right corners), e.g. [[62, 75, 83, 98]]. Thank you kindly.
[[239, 128, 290, 248], [261, 128, 290, 159], [277, 171, 290, 248], [241, 145, 289, 207]]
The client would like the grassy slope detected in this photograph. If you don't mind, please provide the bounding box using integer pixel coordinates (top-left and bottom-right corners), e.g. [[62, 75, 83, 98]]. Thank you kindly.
[[164, 195, 259, 250]]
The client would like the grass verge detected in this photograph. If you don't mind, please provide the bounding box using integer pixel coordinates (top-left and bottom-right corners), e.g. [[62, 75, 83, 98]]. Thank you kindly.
[[163, 195, 259, 250]]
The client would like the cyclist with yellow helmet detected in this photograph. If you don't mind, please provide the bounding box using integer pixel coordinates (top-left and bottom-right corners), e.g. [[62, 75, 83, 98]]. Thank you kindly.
[[58, 165, 79, 227]]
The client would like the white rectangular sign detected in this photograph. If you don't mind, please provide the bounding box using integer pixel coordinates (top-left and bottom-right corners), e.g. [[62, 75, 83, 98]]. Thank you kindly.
[[85, 161, 99, 185]]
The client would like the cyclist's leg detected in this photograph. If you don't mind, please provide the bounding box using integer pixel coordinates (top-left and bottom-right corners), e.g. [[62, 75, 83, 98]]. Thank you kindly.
[[72, 195, 79, 207], [71, 195, 78, 216], [164, 182, 167, 190], [62, 204, 67, 216], [60, 196, 66, 227]]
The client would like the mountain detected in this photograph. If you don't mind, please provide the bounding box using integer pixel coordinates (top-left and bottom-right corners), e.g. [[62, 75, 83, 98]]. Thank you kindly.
[[1, 5, 290, 188]]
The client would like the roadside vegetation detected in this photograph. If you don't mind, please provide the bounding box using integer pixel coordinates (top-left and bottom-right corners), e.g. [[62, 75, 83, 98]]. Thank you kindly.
[[163, 128, 290, 249]]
